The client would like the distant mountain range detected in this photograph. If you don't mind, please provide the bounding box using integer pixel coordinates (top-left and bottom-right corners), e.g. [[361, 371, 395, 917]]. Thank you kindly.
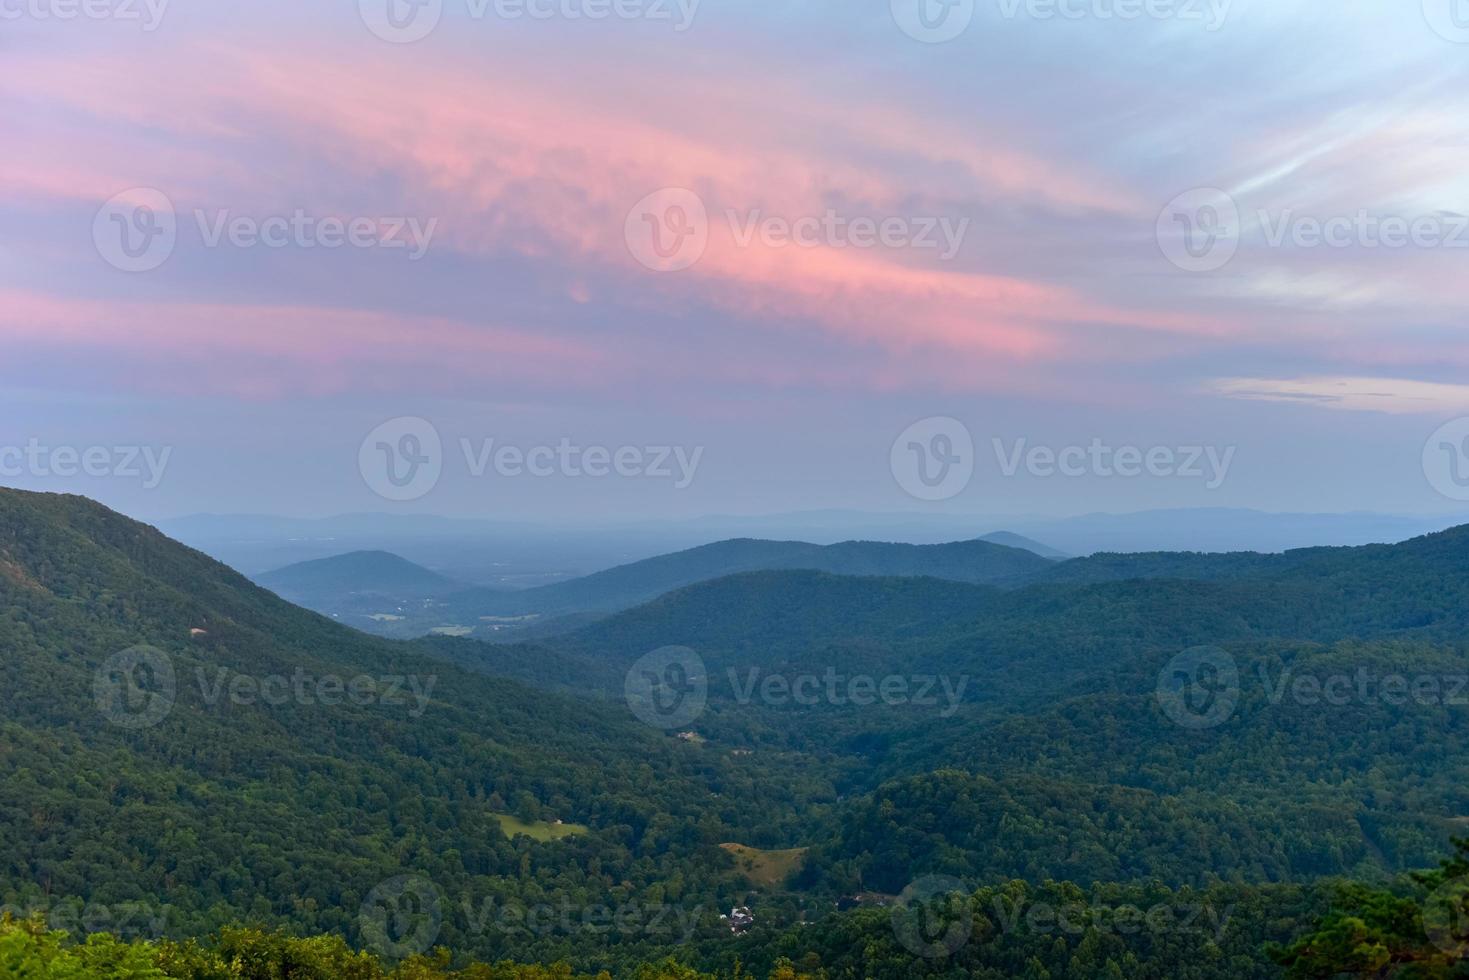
[[158, 507, 1458, 582], [248, 511, 1469, 642], [253, 536, 1058, 638]]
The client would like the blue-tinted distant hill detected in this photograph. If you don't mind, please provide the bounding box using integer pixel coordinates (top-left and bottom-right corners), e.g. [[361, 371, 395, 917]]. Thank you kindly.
[[257, 549, 462, 602], [978, 530, 1068, 558], [260, 536, 1056, 637]]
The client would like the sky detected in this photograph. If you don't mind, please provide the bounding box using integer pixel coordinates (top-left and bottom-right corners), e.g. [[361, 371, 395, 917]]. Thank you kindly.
[[5, 0, 1469, 522]]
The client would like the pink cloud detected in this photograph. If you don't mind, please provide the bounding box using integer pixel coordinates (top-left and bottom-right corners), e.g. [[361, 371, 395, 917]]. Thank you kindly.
[[1, 39, 1242, 398], [0, 288, 608, 398]]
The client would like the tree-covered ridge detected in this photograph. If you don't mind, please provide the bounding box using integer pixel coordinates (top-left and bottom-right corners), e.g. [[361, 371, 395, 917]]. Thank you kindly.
[[263, 535, 1055, 640], [258, 550, 464, 602], [0, 872, 1331, 980], [1270, 838, 1469, 978], [9, 488, 1469, 977], [0, 490, 830, 969], [0, 916, 725, 979]]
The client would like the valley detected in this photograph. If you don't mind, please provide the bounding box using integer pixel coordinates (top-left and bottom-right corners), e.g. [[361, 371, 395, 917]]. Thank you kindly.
[[5, 489, 1469, 976]]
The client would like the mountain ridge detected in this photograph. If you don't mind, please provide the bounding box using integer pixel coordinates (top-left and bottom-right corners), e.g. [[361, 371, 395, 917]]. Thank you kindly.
[[255, 534, 1055, 638]]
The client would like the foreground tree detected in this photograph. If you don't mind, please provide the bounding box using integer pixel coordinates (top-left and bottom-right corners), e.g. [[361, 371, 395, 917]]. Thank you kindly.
[[1272, 839, 1469, 978]]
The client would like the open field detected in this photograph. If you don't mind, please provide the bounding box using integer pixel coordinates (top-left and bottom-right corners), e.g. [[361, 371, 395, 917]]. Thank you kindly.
[[719, 843, 808, 888], [493, 813, 590, 841]]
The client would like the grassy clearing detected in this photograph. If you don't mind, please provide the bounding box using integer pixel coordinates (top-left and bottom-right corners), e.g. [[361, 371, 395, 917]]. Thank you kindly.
[[719, 843, 808, 887], [493, 813, 589, 841]]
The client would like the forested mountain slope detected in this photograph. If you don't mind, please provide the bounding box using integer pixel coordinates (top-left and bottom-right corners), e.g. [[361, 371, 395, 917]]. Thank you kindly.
[[8, 490, 1469, 978], [0, 490, 827, 968]]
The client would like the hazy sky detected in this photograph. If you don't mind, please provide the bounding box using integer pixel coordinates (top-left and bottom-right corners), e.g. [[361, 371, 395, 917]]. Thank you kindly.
[[6, 0, 1469, 521]]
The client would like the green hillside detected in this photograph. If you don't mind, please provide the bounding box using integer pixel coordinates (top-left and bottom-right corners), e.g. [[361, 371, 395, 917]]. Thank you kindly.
[[7, 489, 1469, 978]]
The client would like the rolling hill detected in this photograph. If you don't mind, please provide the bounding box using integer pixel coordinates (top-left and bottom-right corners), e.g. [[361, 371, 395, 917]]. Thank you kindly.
[[978, 530, 1069, 558], [259, 536, 1056, 639], [257, 549, 463, 601]]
